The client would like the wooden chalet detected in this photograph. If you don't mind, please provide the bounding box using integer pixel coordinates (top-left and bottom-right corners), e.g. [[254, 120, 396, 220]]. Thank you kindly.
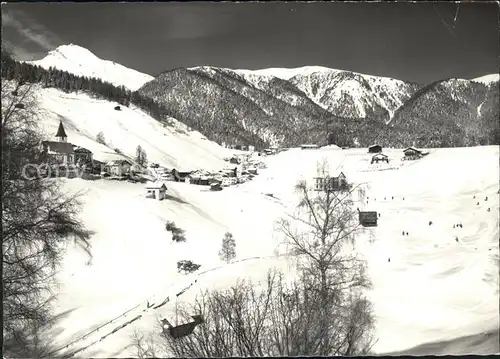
[[371, 153, 389, 164], [403, 147, 423, 160], [368, 144, 382, 153], [359, 211, 378, 227]]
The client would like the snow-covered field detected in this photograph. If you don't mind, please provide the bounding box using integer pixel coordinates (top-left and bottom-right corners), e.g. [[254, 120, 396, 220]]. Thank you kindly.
[[24, 74, 499, 357], [38, 140, 499, 357]]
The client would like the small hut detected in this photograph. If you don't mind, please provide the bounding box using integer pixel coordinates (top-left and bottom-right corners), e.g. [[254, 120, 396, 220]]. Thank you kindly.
[[403, 147, 423, 160], [359, 211, 378, 227], [161, 315, 204, 339], [368, 144, 382, 153], [145, 182, 167, 200], [371, 153, 389, 164]]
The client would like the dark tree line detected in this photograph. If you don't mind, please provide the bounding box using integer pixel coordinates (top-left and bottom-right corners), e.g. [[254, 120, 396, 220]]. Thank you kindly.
[[1, 51, 164, 123]]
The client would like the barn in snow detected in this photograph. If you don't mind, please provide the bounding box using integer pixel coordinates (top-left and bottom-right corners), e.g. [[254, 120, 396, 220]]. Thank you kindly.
[[368, 144, 382, 153]]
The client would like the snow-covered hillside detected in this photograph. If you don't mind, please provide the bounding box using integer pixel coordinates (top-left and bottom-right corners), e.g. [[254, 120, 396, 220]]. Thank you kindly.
[[36, 86, 230, 171], [472, 74, 500, 86], [39, 144, 499, 357], [29, 44, 154, 91]]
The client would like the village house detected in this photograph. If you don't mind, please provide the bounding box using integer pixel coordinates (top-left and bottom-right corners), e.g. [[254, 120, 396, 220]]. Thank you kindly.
[[171, 169, 192, 182], [145, 181, 168, 200], [93, 159, 106, 174], [221, 177, 237, 187], [403, 147, 423, 160], [106, 159, 132, 176], [73, 146, 93, 167], [229, 157, 241, 164], [314, 172, 347, 192], [371, 153, 389, 164], [368, 144, 382, 153]]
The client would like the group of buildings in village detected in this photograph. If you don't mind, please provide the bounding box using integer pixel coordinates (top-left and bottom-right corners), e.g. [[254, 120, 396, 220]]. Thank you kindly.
[[39, 121, 137, 177], [368, 144, 427, 164], [221, 143, 256, 152], [300, 143, 426, 164], [145, 153, 266, 200]]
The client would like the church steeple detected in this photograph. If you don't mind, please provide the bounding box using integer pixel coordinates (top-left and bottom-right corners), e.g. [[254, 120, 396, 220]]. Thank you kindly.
[[55, 121, 67, 142]]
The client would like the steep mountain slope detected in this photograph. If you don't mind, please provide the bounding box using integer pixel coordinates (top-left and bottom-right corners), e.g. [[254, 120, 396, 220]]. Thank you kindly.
[[138, 67, 341, 148], [35, 85, 230, 171], [288, 68, 419, 121], [29, 44, 154, 91], [390, 77, 499, 147]]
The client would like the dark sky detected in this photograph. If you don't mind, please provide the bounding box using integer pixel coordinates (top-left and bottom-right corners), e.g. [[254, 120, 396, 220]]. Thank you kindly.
[[1, 2, 499, 83]]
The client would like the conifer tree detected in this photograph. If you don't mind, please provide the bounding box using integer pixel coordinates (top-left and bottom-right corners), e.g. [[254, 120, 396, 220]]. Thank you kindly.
[[218, 231, 236, 263]]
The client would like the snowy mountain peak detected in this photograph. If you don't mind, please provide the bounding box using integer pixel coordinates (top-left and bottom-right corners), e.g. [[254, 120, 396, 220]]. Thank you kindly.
[[29, 44, 154, 91], [47, 44, 99, 62]]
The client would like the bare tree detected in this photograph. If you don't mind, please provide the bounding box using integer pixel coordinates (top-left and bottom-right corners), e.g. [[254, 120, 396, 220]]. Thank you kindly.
[[133, 268, 374, 357], [276, 160, 375, 355], [2, 75, 93, 357], [134, 271, 279, 357], [218, 231, 236, 263]]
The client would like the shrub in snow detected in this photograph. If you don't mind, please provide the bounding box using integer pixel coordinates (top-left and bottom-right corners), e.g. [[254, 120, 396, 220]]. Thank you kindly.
[[165, 221, 177, 232], [96, 131, 106, 145], [166, 221, 186, 242], [177, 260, 201, 274], [218, 231, 236, 263]]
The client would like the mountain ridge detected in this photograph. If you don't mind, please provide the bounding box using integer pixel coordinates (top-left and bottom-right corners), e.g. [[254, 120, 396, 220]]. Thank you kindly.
[[16, 44, 500, 149]]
